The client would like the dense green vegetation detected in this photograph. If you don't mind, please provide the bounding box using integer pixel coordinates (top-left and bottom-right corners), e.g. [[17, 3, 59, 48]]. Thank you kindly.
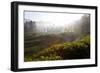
[[24, 35, 90, 62]]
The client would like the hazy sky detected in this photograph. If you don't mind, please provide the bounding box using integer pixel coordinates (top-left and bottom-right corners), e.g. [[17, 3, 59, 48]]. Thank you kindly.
[[24, 11, 84, 26]]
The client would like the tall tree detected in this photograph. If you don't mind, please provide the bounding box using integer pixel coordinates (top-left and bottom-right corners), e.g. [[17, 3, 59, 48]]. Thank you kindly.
[[80, 15, 90, 34]]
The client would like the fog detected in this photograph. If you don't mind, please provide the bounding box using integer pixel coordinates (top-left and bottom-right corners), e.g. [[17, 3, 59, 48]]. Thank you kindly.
[[24, 11, 90, 35]]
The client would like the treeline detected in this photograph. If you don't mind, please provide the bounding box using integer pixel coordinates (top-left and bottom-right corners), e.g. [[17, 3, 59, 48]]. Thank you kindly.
[[24, 15, 90, 35]]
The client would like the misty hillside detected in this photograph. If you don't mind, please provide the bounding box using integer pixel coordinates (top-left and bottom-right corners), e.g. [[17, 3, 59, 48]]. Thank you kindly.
[[24, 15, 90, 35], [24, 15, 90, 62]]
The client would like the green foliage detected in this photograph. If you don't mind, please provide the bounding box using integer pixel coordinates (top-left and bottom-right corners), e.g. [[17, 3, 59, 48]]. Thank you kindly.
[[24, 35, 90, 62]]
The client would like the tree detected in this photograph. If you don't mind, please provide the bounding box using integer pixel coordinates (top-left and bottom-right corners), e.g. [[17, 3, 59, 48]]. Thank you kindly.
[[80, 15, 90, 35], [24, 20, 36, 33]]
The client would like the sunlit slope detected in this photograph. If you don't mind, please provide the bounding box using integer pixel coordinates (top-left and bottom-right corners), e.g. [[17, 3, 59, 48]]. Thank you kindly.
[[24, 35, 90, 62]]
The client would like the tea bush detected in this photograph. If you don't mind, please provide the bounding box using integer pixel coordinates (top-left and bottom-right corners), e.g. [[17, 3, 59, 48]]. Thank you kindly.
[[25, 35, 90, 61]]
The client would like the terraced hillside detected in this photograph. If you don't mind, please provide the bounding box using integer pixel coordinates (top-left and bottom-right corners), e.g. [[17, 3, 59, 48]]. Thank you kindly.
[[24, 33, 90, 62]]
